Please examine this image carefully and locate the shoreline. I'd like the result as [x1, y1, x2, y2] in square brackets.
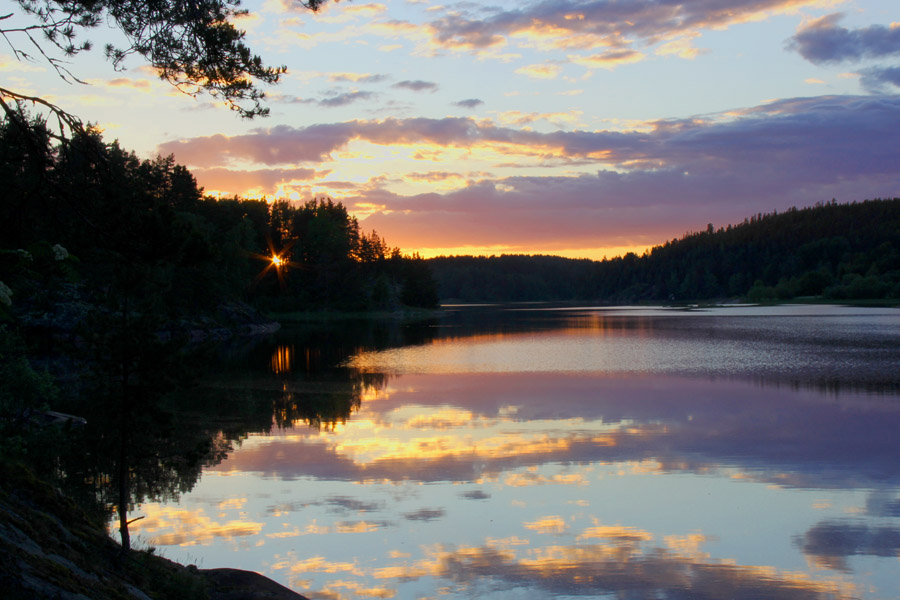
[0, 460, 309, 600]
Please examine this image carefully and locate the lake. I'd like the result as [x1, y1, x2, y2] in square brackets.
[125, 304, 900, 600]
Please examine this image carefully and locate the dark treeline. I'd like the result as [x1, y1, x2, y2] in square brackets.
[431, 199, 900, 303]
[0, 115, 439, 331]
[430, 254, 596, 302]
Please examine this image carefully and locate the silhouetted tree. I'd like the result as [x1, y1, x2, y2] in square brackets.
[1, 0, 331, 121]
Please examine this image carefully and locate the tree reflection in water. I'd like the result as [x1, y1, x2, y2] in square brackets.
[55, 318, 404, 549]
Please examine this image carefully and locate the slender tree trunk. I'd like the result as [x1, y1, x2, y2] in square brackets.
[117, 296, 131, 553]
[118, 463, 130, 552]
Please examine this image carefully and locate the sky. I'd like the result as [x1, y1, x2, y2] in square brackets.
[3, 0, 900, 259]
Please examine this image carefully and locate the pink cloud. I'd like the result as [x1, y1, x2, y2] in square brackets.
[354, 166, 897, 252]
[422, 0, 832, 56]
[162, 95, 900, 182]
[160, 95, 900, 253]
[158, 117, 646, 168]
[191, 167, 327, 193]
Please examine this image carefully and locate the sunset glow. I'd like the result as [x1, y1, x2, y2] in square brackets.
[7, 0, 897, 257]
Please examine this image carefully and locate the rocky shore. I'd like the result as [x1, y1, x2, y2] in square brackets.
[0, 461, 307, 600]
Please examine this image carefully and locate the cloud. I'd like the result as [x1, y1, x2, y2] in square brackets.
[496, 109, 583, 127]
[796, 520, 900, 572]
[422, 0, 833, 60]
[83, 77, 158, 94]
[159, 125, 346, 165]
[160, 116, 639, 168]
[860, 66, 900, 92]
[191, 167, 326, 194]
[402, 508, 446, 521]
[351, 517, 855, 598]
[105, 77, 153, 90]
[132, 504, 264, 547]
[328, 73, 390, 84]
[424, 540, 855, 599]
[427, 13, 507, 51]
[568, 49, 644, 69]
[866, 492, 900, 518]
[369, 99, 897, 248]
[461, 490, 490, 500]
[210, 371, 900, 490]
[267, 93, 311, 104]
[318, 90, 378, 107]
[453, 98, 484, 109]
[160, 95, 900, 252]
[523, 515, 569, 534]
[788, 13, 900, 64]
[404, 171, 469, 183]
[392, 80, 439, 92]
[514, 63, 562, 79]
[270, 90, 378, 107]
[164, 95, 900, 172]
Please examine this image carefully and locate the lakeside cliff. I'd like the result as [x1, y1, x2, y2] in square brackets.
[0, 461, 307, 600]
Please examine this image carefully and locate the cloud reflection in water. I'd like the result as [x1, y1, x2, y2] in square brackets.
[131, 306, 900, 599]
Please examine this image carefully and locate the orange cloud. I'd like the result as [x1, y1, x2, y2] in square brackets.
[514, 63, 562, 79]
[504, 472, 588, 487]
[130, 503, 264, 547]
[576, 523, 654, 543]
[105, 77, 153, 90]
[365, 535, 856, 598]
[192, 167, 328, 197]
[271, 553, 364, 576]
[524, 516, 569, 534]
[569, 49, 645, 69]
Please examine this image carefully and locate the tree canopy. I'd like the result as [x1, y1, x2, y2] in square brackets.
[429, 199, 900, 304]
[1, 0, 330, 122]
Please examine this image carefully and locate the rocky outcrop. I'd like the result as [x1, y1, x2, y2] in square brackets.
[202, 569, 309, 600]
[0, 462, 308, 600]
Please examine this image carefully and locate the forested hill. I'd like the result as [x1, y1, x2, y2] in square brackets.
[429, 199, 900, 303]
[0, 117, 439, 334]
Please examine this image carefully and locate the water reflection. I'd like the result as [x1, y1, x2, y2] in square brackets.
[798, 520, 900, 573]
[389, 537, 858, 600]
[347, 305, 900, 391]
[124, 305, 900, 599]
[270, 344, 295, 374]
[204, 373, 900, 489]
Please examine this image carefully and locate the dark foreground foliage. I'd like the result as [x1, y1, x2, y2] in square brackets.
[0, 460, 309, 599]
[430, 199, 900, 303]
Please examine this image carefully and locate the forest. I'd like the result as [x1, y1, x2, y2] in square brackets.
[0, 114, 439, 331]
[430, 198, 900, 303]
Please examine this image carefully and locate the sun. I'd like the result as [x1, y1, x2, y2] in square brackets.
[250, 235, 302, 290]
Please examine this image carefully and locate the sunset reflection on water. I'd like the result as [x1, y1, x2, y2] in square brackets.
[128, 305, 900, 599]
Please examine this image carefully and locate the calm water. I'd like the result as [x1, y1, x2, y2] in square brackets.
[127, 304, 900, 600]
